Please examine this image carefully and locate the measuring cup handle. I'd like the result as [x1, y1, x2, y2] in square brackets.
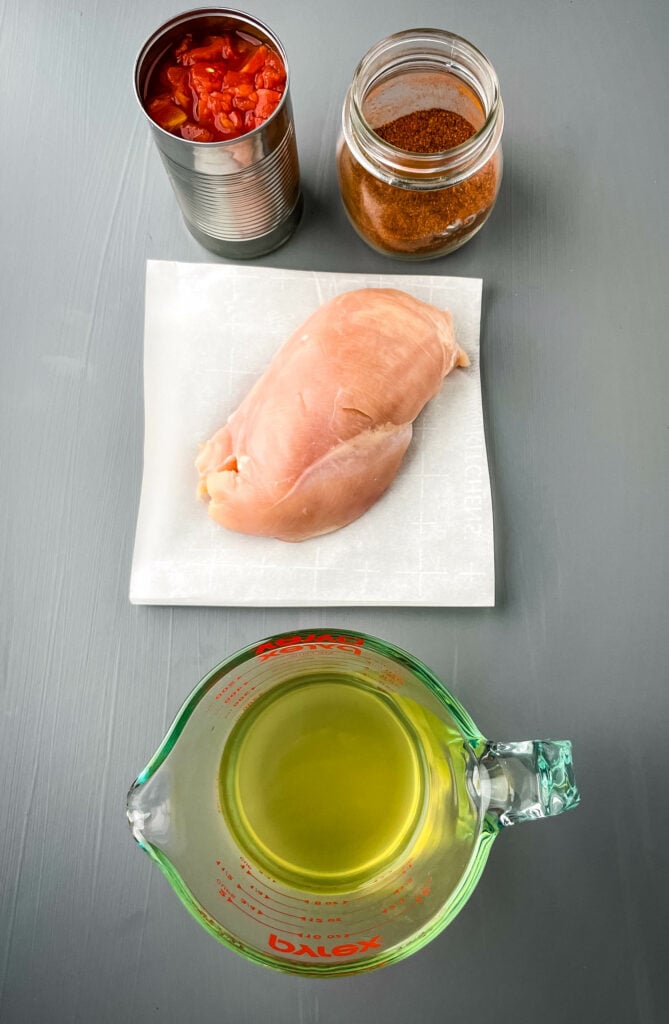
[478, 740, 580, 827]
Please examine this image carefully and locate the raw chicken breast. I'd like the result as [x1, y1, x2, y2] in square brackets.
[196, 288, 468, 542]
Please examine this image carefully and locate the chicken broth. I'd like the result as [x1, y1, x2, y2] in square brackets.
[219, 673, 478, 893]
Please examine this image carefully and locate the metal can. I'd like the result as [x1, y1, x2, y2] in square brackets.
[134, 7, 303, 259]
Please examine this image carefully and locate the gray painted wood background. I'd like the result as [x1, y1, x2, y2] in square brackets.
[1, 0, 667, 1021]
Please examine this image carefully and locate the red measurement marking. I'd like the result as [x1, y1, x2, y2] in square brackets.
[247, 884, 272, 901]
[228, 899, 304, 936]
[383, 856, 413, 888]
[379, 669, 406, 688]
[231, 685, 259, 708]
[238, 885, 305, 920]
[245, 868, 307, 902]
[251, 905, 318, 931]
[345, 901, 410, 929]
[313, 891, 363, 906]
[214, 677, 240, 700]
[218, 884, 312, 934]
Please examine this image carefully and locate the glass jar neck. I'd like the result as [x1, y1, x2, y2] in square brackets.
[342, 29, 503, 190]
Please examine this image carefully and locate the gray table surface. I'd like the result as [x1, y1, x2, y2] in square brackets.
[2, 0, 668, 1021]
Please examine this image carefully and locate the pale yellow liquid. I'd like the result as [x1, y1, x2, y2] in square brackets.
[219, 675, 427, 890]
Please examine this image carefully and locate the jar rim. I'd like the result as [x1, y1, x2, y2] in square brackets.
[344, 28, 503, 186]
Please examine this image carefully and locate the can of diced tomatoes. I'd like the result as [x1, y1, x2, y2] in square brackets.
[134, 8, 303, 258]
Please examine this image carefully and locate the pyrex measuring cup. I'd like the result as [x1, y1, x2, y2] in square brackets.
[127, 630, 579, 976]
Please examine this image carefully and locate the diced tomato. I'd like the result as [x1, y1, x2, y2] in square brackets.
[180, 122, 215, 142]
[195, 92, 210, 124]
[174, 34, 193, 61]
[232, 86, 258, 112]
[265, 50, 283, 69]
[189, 62, 224, 93]
[166, 66, 191, 110]
[254, 88, 282, 121]
[223, 69, 254, 88]
[199, 90, 234, 125]
[265, 53, 285, 76]
[147, 96, 188, 131]
[232, 33, 256, 57]
[213, 112, 235, 134]
[145, 28, 286, 142]
[179, 37, 225, 65]
[219, 34, 235, 60]
[239, 45, 269, 75]
[255, 65, 286, 90]
[195, 92, 214, 125]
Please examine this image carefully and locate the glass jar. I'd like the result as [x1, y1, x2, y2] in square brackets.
[337, 29, 504, 260]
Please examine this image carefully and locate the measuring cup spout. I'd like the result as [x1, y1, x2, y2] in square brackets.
[126, 767, 171, 850]
[477, 739, 579, 828]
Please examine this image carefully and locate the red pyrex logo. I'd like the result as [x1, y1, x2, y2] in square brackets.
[269, 933, 382, 959]
[255, 634, 365, 662]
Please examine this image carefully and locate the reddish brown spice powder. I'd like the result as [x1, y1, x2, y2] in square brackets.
[338, 106, 500, 257]
[375, 108, 477, 152]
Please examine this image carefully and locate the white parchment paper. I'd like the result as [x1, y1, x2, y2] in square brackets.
[129, 261, 494, 606]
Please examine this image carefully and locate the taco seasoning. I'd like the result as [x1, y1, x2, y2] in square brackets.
[337, 30, 504, 259]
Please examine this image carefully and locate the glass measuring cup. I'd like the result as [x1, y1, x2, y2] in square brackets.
[127, 630, 579, 976]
